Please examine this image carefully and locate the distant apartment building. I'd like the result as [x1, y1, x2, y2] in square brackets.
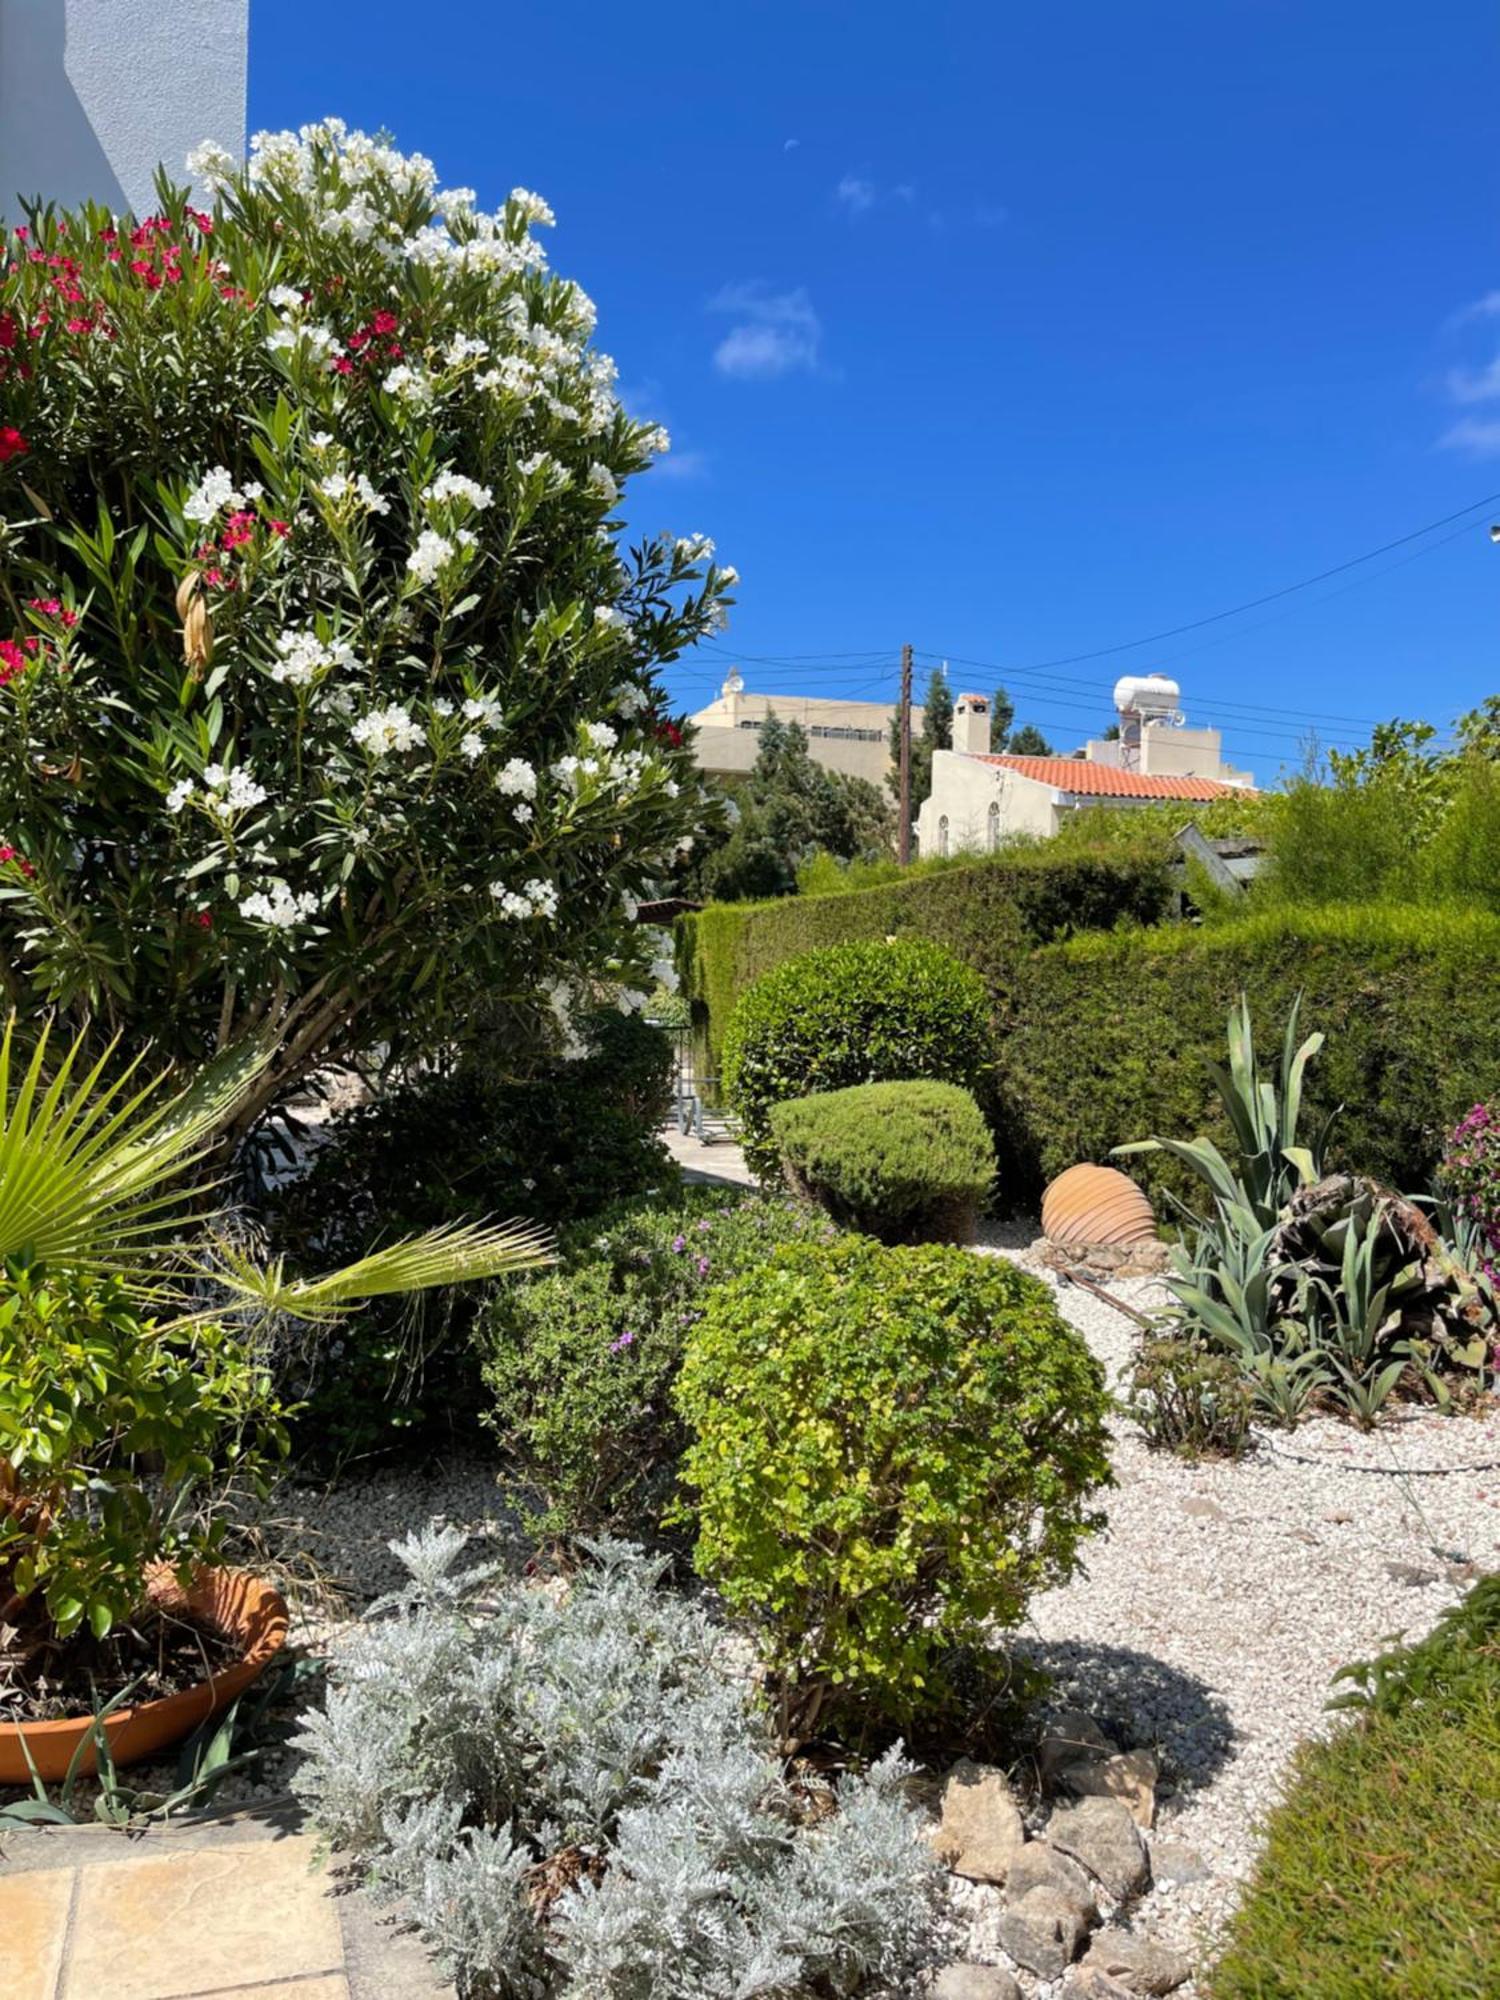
[917, 673, 1256, 856]
[688, 671, 922, 788]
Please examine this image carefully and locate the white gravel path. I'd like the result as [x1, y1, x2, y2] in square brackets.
[973, 1249, 1500, 1992]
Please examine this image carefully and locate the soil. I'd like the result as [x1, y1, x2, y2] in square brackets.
[0, 1599, 241, 1723]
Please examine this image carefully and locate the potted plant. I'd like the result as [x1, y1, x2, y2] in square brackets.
[0, 1018, 552, 1780]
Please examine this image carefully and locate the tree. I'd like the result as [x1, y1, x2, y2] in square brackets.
[696, 717, 893, 901]
[990, 685, 1015, 751]
[0, 121, 728, 1142]
[1008, 723, 1055, 756]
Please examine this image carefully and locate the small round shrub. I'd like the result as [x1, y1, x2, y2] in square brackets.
[477, 1191, 838, 1537]
[721, 938, 993, 1181]
[674, 1237, 1113, 1740]
[770, 1079, 995, 1243]
[1127, 1335, 1252, 1459]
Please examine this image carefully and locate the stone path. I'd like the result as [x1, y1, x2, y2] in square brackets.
[660, 1121, 754, 1188]
[2, 1801, 452, 2000]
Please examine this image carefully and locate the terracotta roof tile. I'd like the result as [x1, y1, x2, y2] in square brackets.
[976, 754, 1251, 801]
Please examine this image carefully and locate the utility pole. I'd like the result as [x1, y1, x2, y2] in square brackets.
[897, 642, 913, 864]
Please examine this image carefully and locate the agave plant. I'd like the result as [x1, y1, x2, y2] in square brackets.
[1115, 991, 1334, 1229]
[0, 1015, 554, 1313]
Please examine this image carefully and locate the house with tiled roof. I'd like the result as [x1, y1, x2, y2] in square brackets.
[916, 676, 1256, 855]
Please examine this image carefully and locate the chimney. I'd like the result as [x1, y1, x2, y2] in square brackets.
[952, 692, 990, 755]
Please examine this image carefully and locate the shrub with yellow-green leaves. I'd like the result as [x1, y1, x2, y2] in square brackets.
[673, 1236, 1113, 1742]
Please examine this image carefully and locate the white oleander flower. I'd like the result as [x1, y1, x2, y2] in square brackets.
[185, 139, 237, 191]
[424, 471, 493, 510]
[432, 697, 455, 717]
[613, 683, 649, 717]
[496, 757, 538, 799]
[676, 533, 715, 562]
[460, 732, 484, 761]
[593, 605, 630, 633]
[271, 628, 359, 687]
[443, 333, 489, 365]
[406, 529, 458, 585]
[584, 721, 618, 751]
[462, 695, 502, 729]
[509, 188, 556, 227]
[239, 882, 319, 928]
[351, 704, 423, 756]
[198, 763, 267, 816]
[511, 801, 534, 824]
[165, 779, 195, 815]
[384, 362, 434, 407]
[268, 284, 305, 312]
[183, 465, 242, 524]
[586, 462, 619, 503]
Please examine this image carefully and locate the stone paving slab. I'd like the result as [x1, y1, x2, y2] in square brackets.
[0, 1804, 453, 2000]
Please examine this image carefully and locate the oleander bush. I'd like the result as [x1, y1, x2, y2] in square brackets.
[1442, 1102, 1500, 1280]
[262, 1011, 675, 1465]
[721, 938, 993, 1182]
[1212, 1576, 1500, 2000]
[477, 1190, 836, 1538]
[0, 117, 727, 1145]
[674, 1237, 1112, 1742]
[293, 1529, 940, 1999]
[769, 1079, 995, 1243]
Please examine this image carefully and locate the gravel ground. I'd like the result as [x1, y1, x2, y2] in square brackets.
[964, 1246, 1500, 1994]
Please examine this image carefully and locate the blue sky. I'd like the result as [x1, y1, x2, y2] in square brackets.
[251, 0, 1499, 782]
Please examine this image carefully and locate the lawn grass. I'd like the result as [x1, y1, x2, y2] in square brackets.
[1211, 1577, 1500, 2000]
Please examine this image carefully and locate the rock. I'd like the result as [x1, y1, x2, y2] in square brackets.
[1180, 1495, 1226, 1520]
[1003, 1840, 1099, 1923]
[1047, 1797, 1151, 1902]
[1062, 1970, 1137, 2000]
[1147, 1840, 1210, 1885]
[1058, 1748, 1159, 1829]
[1384, 1560, 1440, 1587]
[1081, 1929, 1193, 1994]
[929, 1759, 1027, 1883]
[1037, 1707, 1115, 1786]
[927, 1966, 1024, 2000]
[996, 1885, 1090, 1979]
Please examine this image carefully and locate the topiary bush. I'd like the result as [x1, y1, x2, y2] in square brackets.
[476, 1190, 837, 1538]
[263, 1011, 677, 1465]
[721, 938, 993, 1182]
[769, 1079, 995, 1243]
[673, 1237, 1113, 1741]
[293, 1529, 940, 1999]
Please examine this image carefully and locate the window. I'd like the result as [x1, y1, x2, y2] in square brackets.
[987, 800, 1001, 851]
[937, 814, 950, 858]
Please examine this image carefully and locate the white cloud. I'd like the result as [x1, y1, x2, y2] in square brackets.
[835, 173, 876, 216]
[649, 448, 710, 481]
[1438, 291, 1500, 452]
[1440, 416, 1500, 457]
[784, 138, 800, 152]
[709, 284, 821, 380]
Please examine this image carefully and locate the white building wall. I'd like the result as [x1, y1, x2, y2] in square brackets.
[0, 0, 248, 219]
[916, 750, 1057, 856]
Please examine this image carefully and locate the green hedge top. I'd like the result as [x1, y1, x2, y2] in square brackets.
[769, 1080, 996, 1238]
[677, 843, 1174, 1069]
[996, 902, 1500, 1206]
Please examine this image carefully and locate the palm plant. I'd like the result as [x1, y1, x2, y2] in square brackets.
[0, 1014, 553, 1310]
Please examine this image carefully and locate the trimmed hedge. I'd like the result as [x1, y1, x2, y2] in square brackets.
[722, 939, 993, 1181]
[677, 844, 1174, 1072]
[996, 905, 1500, 1208]
[770, 1081, 996, 1242]
[1211, 1576, 1500, 1999]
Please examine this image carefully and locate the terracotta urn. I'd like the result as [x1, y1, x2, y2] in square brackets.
[1041, 1163, 1158, 1247]
[0, 1565, 289, 1784]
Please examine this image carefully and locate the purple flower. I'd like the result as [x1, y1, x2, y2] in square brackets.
[696, 1218, 712, 1234]
[609, 1328, 635, 1354]
[671, 1234, 687, 1254]
[697, 1256, 711, 1277]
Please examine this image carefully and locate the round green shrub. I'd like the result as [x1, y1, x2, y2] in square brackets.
[476, 1191, 837, 1537]
[769, 1079, 995, 1243]
[673, 1237, 1113, 1739]
[721, 938, 993, 1181]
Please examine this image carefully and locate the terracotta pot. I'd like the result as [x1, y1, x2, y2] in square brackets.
[0, 1565, 289, 1784]
[1041, 1162, 1158, 1248]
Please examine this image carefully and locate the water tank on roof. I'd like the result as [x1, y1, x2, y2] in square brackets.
[1113, 673, 1182, 720]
